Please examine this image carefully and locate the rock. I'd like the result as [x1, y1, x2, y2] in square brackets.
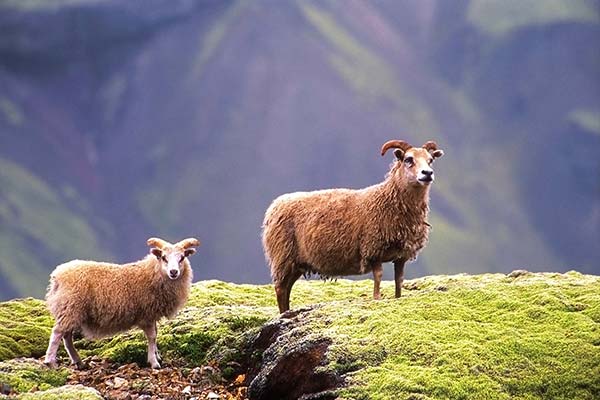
[1, 383, 11, 395]
[207, 392, 220, 399]
[247, 307, 343, 400]
[508, 269, 530, 278]
[112, 376, 128, 389]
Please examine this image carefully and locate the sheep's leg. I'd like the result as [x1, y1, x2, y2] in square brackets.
[142, 322, 161, 369]
[44, 325, 65, 367]
[275, 269, 303, 313]
[394, 258, 406, 298]
[372, 264, 383, 300]
[63, 331, 82, 369]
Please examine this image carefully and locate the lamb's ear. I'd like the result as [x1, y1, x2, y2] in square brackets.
[431, 149, 444, 159]
[151, 248, 163, 259]
[184, 248, 196, 257]
[394, 149, 404, 160]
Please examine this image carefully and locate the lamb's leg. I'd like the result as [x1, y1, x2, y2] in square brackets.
[394, 258, 406, 298]
[142, 322, 160, 369]
[372, 264, 383, 300]
[63, 331, 82, 369]
[275, 269, 302, 313]
[44, 325, 64, 367]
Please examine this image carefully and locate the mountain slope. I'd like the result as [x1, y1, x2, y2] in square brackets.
[0, 0, 598, 299]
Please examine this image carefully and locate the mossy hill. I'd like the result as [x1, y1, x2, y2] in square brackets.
[1, 272, 599, 399]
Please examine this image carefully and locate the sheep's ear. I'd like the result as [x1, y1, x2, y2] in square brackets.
[422, 141, 443, 159]
[394, 149, 404, 160]
[151, 248, 163, 259]
[184, 248, 196, 257]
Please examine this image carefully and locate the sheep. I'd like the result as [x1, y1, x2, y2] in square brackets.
[262, 139, 444, 313]
[43, 237, 200, 369]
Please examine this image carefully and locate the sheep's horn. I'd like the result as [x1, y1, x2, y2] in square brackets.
[147, 237, 171, 249]
[176, 238, 201, 250]
[422, 141, 438, 152]
[381, 140, 412, 156]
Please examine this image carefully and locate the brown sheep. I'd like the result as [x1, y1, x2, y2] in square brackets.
[44, 237, 200, 369]
[262, 140, 444, 313]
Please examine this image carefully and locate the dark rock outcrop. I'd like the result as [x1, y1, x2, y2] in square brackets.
[247, 307, 343, 400]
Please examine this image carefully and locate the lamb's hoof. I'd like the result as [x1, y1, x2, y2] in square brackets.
[71, 361, 84, 370]
[43, 360, 57, 369]
[150, 362, 161, 369]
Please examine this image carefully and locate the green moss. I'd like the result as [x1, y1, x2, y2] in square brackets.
[468, 0, 600, 38]
[17, 385, 103, 400]
[0, 298, 54, 361]
[0, 359, 69, 393]
[1, 274, 598, 398]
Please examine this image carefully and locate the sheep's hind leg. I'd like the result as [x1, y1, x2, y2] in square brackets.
[394, 258, 406, 298]
[142, 322, 160, 369]
[44, 325, 65, 368]
[372, 263, 383, 300]
[275, 269, 303, 313]
[63, 331, 83, 369]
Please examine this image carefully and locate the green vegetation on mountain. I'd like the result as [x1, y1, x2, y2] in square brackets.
[0, 273, 598, 399]
[468, 0, 600, 37]
[0, 158, 110, 298]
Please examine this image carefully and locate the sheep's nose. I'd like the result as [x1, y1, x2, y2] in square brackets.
[421, 169, 433, 176]
[169, 270, 179, 278]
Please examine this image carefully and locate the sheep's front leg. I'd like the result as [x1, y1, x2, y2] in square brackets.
[372, 263, 383, 300]
[44, 325, 64, 368]
[142, 322, 161, 369]
[394, 258, 406, 298]
[63, 331, 83, 369]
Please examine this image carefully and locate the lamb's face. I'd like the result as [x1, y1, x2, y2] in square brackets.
[151, 246, 196, 280]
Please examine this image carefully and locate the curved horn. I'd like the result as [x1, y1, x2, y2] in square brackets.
[147, 237, 171, 249]
[175, 238, 201, 250]
[422, 141, 438, 152]
[381, 140, 412, 156]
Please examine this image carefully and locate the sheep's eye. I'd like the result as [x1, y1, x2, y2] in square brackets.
[179, 256, 185, 263]
[404, 157, 414, 165]
[162, 256, 167, 262]
[428, 158, 434, 165]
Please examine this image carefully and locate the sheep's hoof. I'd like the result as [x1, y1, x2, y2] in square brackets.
[43, 360, 57, 369]
[150, 362, 161, 369]
[71, 361, 84, 370]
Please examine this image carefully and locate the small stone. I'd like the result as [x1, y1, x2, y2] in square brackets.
[508, 269, 529, 278]
[113, 376, 128, 389]
[201, 365, 216, 375]
[182, 385, 192, 395]
[207, 392, 220, 399]
[1, 383, 12, 395]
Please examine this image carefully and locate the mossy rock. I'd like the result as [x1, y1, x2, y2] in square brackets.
[0, 273, 599, 399]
